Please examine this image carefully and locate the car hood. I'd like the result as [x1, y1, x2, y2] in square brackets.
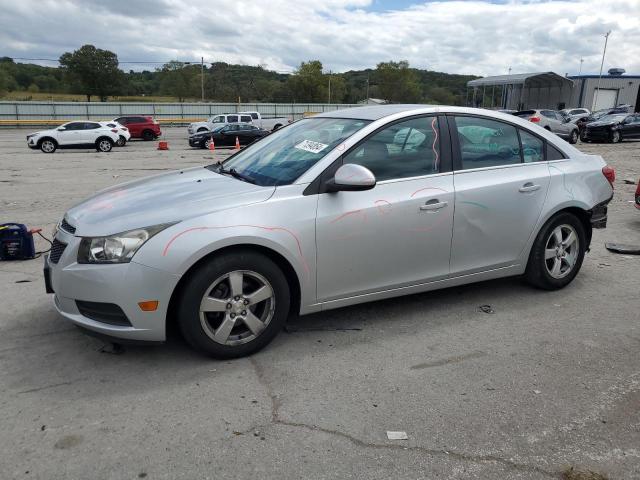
[64, 167, 275, 237]
[587, 120, 620, 128]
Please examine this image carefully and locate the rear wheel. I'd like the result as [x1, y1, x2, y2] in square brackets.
[96, 138, 113, 152]
[142, 130, 154, 141]
[39, 138, 57, 153]
[203, 137, 213, 149]
[117, 135, 127, 147]
[525, 212, 586, 290]
[197, 127, 208, 133]
[178, 250, 290, 358]
[568, 129, 578, 144]
[272, 124, 282, 131]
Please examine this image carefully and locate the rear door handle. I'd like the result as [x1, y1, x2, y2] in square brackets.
[519, 183, 541, 193]
[420, 200, 448, 211]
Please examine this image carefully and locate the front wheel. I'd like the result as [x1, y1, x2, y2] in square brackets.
[96, 138, 113, 152]
[525, 212, 586, 290]
[568, 130, 578, 144]
[610, 130, 621, 143]
[178, 250, 291, 358]
[117, 135, 127, 147]
[40, 139, 57, 153]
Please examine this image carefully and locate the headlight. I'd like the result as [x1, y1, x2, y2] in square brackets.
[77, 223, 174, 264]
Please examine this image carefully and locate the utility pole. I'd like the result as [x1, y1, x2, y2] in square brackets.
[579, 57, 584, 75]
[327, 70, 332, 104]
[508, 66, 512, 75]
[593, 31, 611, 110]
[366, 75, 370, 101]
[201, 56, 204, 102]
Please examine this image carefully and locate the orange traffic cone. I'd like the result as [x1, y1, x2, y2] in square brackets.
[208, 137, 215, 151]
[235, 136, 240, 150]
[157, 140, 169, 150]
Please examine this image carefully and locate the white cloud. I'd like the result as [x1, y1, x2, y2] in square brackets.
[1, 0, 639, 76]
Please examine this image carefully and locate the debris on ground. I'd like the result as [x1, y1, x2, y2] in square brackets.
[597, 263, 611, 268]
[605, 243, 640, 255]
[562, 466, 609, 480]
[98, 343, 125, 355]
[622, 178, 636, 185]
[477, 305, 495, 314]
[533, 390, 541, 394]
[386, 431, 408, 440]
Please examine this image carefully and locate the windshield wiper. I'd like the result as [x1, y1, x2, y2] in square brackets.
[216, 163, 256, 184]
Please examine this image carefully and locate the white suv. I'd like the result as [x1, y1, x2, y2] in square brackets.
[26, 121, 120, 153]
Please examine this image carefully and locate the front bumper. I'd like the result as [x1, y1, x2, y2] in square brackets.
[583, 128, 611, 141]
[188, 137, 204, 147]
[45, 230, 180, 342]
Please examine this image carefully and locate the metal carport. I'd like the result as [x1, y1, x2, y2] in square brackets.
[466, 72, 574, 110]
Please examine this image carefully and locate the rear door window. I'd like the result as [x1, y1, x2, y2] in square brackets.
[240, 115, 252, 123]
[227, 115, 239, 123]
[519, 130, 544, 163]
[453, 116, 522, 169]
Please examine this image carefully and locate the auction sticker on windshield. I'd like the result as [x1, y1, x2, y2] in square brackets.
[295, 140, 329, 154]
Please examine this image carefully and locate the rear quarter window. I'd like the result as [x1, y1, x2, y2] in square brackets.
[546, 143, 566, 160]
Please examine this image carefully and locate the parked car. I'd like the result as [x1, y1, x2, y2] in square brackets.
[513, 109, 579, 144]
[582, 113, 640, 143]
[561, 108, 590, 121]
[187, 114, 254, 135]
[238, 111, 291, 131]
[576, 105, 634, 140]
[112, 116, 161, 141]
[188, 124, 269, 149]
[102, 122, 130, 146]
[26, 121, 119, 153]
[45, 105, 614, 358]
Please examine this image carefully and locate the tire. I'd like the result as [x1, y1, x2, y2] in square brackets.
[579, 129, 588, 142]
[178, 250, 291, 358]
[197, 127, 208, 133]
[610, 130, 621, 143]
[525, 212, 586, 290]
[272, 124, 282, 131]
[202, 137, 213, 149]
[568, 130, 578, 144]
[39, 138, 57, 153]
[142, 130, 154, 141]
[96, 137, 113, 152]
[117, 135, 127, 147]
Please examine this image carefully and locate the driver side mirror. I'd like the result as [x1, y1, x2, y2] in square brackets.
[326, 164, 376, 193]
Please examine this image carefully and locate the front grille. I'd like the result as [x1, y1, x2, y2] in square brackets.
[76, 301, 132, 326]
[49, 239, 67, 264]
[60, 218, 76, 234]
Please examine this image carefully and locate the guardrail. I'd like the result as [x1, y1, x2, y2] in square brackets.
[0, 101, 361, 127]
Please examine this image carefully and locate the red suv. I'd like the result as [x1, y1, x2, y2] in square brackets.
[112, 116, 161, 140]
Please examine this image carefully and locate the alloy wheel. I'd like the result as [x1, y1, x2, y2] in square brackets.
[41, 140, 55, 153]
[544, 224, 579, 279]
[99, 140, 112, 152]
[199, 270, 275, 346]
[611, 131, 620, 143]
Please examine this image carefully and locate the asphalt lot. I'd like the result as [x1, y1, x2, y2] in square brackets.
[0, 127, 639, 480]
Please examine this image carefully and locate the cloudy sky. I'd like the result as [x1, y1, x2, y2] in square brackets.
[1, 0, 639, 77]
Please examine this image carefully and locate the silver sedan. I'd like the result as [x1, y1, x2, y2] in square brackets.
[45, 106, 614, 358]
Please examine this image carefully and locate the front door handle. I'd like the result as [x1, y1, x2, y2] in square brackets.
[519, 183, 541, 193]
[420, 200, 448, 211]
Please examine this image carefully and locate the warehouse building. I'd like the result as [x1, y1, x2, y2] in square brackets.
[467, 68, 640, 112]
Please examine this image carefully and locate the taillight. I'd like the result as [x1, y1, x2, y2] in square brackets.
[111, 129, 118, 133]
[529, 117, 541, 123]
[602, 165, 615, 187]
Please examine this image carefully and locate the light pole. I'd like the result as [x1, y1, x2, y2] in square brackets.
[201, 56, 204, 102]
[593, 31, 611, 110]
[327, 70, 332, 104]
[579, 57, 584, 75]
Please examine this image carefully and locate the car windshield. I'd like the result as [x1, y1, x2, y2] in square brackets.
[597, 114, 627, 122]
[208, 117, 371, 186]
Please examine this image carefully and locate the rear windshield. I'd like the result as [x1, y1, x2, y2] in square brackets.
[514, 110, 536, 117]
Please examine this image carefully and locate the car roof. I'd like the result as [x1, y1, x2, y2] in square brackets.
[314, 104, 435, 120]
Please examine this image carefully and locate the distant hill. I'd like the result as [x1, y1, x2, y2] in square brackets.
[0, 56, 478, 104]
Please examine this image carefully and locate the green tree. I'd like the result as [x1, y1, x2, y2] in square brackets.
[375, 60, 421, 103]
[159, 61, 197, 102]
[59, 45, 122, 101]
[288, 60, 325, 102]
